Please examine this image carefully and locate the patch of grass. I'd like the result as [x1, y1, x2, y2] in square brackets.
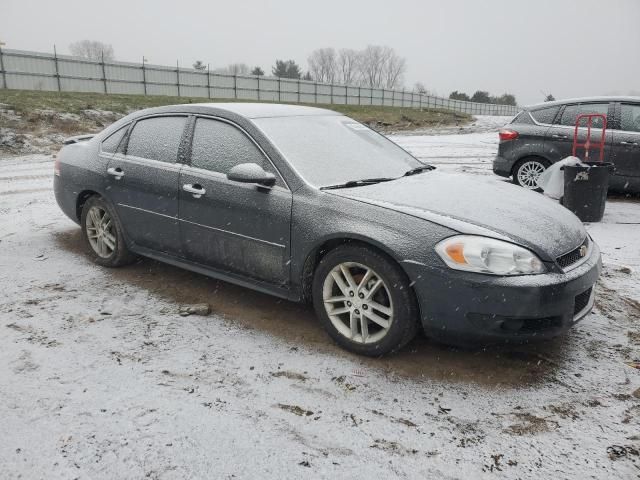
[0, 89, 471, 131]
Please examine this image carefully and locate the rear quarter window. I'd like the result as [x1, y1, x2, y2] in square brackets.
[100, 125, 128, 154]
[511, 111, 534, 125]
[530, 106, 560, 124]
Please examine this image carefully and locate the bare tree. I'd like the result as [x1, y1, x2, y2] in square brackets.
[216, 63, 251, 75]
[193, 60, 207, 71]
[359, 45, 387, 88]
[307, 48, 336, 83]
[414, 82, 431, 95]
[336, 48, 360, 85]
[69, 40, 114, 61]
[382, 48, 406, 89]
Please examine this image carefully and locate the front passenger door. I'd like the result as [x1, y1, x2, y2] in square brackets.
[179, 117, 292, 285]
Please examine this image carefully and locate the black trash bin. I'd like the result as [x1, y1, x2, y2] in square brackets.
[562, 162, 614, 222]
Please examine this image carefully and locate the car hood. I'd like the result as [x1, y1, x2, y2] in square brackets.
[328, 171, 586, 261]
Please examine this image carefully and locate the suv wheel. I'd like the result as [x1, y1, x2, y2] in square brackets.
[81, 196, 136, 267]
[312, 244, 419, 356]
[513, 157, 548, 190]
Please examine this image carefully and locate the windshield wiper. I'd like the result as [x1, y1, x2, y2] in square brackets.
[320, 177, 395, 190]
[403, 165, 436, 176]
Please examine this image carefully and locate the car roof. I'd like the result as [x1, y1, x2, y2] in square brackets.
[138, 102, 342, 119]
[526, 96, 640, 110]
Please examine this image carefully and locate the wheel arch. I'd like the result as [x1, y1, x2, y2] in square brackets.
[300, 234, 418, 309]
[76, 189, 102, 221]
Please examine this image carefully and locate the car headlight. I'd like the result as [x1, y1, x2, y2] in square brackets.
[435, 235, 546, 275]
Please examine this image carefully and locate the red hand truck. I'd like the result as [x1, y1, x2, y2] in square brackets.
[572, 113, 607, 162]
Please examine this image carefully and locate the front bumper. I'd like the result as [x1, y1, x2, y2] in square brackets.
[493, 155, 514, 178]
[404, 241, 601, 345]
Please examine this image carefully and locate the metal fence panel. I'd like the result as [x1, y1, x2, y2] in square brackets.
[0, 48, 519, 116]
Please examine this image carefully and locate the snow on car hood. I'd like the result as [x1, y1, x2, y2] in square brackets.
[329, 171, 587, 260]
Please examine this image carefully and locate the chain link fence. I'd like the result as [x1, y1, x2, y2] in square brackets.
[0, 48, 518, 116]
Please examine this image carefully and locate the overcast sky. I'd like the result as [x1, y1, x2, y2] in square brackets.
[2, 0, 639, 104]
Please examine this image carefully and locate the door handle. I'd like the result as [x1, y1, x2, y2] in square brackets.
[183, 184, 206, 198]
[107, 167, 125, 179]
[551, 134, 568, 139]
[620, 141, 639, 146]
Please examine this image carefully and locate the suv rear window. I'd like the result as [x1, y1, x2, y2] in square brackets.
[530, 106, 560, 124]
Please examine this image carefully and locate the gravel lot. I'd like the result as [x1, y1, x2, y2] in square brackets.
[1, 116, 639, 479]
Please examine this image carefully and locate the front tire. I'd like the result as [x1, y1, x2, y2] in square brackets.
[513, 157, 549, 190]
[312, 244, 419, 356]
[81, 196, 136, 267]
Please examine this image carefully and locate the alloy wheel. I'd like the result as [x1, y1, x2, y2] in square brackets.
[517, 160, 546, 189]
[322, 262, 394, 344]
[85, 205, 116, 258]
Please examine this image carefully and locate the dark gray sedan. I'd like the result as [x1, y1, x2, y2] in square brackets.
[54, 103, 601, 356]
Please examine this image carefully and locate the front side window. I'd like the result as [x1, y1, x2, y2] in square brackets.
[190, 117, 275, 176]
[620, 104, 640, 133]
[559, 103, 609, 128]
[530, 106, 560, 124]
[126, 116, 187, 163]
[101, 125, 128, 154]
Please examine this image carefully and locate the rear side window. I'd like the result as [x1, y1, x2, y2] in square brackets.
[101, 126, 128, 154]
[530, 106, 560, 124]
[190, 117, 275, 176]
[126, 116, 187, 163]
[560, 103, 609, 128]
[620, 104, 640, 133]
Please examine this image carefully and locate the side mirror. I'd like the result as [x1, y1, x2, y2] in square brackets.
[227, 163, 276, 188]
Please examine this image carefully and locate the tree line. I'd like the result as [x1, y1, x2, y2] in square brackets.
[449, 90, 517, 106]
[195, 45, 407, 89]
[67, 39, 523, 104]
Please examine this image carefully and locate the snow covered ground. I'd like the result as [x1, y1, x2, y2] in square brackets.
[1, 116, 639, 479]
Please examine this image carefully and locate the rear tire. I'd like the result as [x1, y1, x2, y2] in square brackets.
[513, 157, 549, 190]
[312, 244, 419, 357]
[81, 196, 136, 267]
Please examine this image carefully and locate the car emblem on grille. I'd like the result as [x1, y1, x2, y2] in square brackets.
[579, 245, 587, 257]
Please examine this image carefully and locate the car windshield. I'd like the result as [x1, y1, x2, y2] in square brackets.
[253, 115, 424, 187]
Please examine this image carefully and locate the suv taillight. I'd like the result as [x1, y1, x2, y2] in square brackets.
[499, 129, 519, 142]
[54, 155, 61, 176]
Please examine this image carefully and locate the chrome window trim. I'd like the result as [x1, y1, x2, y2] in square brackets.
[191, 114, 291, 191]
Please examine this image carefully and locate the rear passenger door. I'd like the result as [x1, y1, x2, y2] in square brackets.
[545, 102, 614, 162]
[610, 103, 640, 179]
[106, 115, 188, 255]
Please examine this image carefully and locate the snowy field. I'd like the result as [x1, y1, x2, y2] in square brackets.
[1, 116, 639, 479]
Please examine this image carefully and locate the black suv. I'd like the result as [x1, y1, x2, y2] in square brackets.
[493, 96, 640, 192]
